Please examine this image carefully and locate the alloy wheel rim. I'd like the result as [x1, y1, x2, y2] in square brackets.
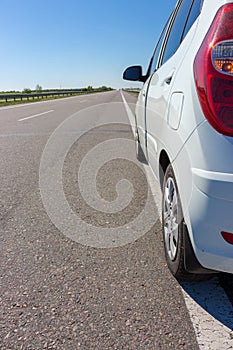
[163, 177, 179, 261]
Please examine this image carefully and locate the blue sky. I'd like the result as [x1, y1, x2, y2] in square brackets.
[0, 0, 176, 91]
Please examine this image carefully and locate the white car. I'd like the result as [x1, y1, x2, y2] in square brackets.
[123, 0, 233, 281]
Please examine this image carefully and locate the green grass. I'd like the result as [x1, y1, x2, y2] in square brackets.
[123, 89, 140, 95]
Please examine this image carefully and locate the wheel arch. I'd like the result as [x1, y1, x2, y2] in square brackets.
[159, 150, 170, 189]
[162, 163, 216, 279]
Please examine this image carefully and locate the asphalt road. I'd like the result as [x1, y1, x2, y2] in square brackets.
[0, 91, 232, 350]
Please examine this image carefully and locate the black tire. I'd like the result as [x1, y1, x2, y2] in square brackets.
[162, 164, 210, 282]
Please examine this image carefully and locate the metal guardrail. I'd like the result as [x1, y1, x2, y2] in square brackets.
[0, 90, 88, 102]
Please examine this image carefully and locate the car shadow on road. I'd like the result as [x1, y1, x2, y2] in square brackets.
[180, 275, 233, 330]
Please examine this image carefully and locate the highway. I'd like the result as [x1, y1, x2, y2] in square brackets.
[0, 90, 233, 349]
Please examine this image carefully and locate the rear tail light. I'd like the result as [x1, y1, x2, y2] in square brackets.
[212, 42, 233, 75]
[194, 4, 233, 136]
[221, 231, 233, 245]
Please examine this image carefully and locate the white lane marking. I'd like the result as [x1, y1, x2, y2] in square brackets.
[18, 110, 54, 122]
[79, 100, 87, 103]
[121, 90, 233, 350]
[120, 91, 136, 130]
[181, 280, 233, 350]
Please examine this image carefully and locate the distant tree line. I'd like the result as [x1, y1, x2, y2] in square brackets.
[0, 85, 113, 94]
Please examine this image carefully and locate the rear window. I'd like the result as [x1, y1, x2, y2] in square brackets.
[161, 0, 193, 65]
[181, 0, 203, 41]
[161, 0, 202, 65]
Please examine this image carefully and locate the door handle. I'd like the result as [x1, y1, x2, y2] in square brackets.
[163, 70, 175, 86]
[165, 76, 173, 85]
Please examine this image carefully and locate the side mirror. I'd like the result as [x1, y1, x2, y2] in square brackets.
[123, 66, 145, 82]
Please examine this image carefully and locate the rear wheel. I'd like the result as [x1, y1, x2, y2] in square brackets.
[162, 165, 209, 281]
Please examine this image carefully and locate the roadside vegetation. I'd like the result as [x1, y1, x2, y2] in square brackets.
[0, 86, 113, 107]
[123, 88, 140, 95]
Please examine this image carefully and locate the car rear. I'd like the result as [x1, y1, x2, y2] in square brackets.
[173, 0, 233, 273]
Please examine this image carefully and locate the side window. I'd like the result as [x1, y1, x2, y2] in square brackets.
[161, 0, 193, 65]
[150, 18, 171, 73]
[181, 0, 203, 41]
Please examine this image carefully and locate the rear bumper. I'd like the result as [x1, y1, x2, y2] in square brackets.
[192, 168, 233, 203]
[188, 168, 233, 273]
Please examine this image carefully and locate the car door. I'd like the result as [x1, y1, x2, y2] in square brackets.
[136, 16, 172, 157]
[145, 0, 199, 179]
